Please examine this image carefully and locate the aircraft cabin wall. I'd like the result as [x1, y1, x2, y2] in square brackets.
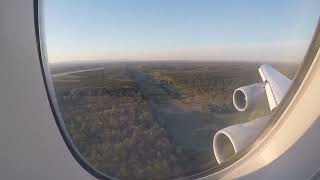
[0, 0, 320, 180]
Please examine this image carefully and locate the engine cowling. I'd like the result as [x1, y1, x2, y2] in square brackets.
[233, 82, 269, 112]
[213, 116, 270, 164]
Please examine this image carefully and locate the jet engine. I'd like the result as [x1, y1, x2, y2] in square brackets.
[213, 64, 292, 164]
[233, 83, 269, 112]
[213, 116, 270, 164]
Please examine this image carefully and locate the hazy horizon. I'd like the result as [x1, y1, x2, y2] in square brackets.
[44, 0, 319, 64]
[48, 58, 302, 65]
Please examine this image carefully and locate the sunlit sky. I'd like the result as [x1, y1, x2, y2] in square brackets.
[44, 0, 319, 63]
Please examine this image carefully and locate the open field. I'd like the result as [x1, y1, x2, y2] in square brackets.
[51, 61, 298, 179]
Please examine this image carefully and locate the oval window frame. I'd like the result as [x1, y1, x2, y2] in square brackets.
[33, 0, 320, 179]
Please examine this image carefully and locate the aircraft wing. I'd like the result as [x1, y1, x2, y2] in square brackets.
[258, 64, 292, 111]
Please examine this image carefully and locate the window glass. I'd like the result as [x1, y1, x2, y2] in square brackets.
[43, 1, 319, 179]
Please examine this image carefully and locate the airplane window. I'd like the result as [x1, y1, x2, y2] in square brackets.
[40, 0, 319, 179]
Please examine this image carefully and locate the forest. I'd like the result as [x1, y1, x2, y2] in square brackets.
[51, 61, 298, 180]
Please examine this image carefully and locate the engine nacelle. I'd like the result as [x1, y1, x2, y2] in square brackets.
[233, 82, 268, 112]
[213, 116, 270, 164]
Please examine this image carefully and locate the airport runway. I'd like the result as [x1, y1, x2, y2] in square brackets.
[52, 67, 104, 78]
[127, 65, 228, 153]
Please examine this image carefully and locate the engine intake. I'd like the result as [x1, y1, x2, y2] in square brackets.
[213, 116, 270, 164]
[233, 82, 268, 112]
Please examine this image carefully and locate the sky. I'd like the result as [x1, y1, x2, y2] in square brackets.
[44, 0, 320, 63]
